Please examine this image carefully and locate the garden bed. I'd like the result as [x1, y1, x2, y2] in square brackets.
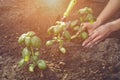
[0, 0, 120, 80]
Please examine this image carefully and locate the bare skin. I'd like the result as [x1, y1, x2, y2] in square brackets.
[82, 0, 120, 48]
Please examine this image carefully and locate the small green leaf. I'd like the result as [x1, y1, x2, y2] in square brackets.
[26, 31, 36, 37]
[56, 21, 66, 29]
[37, 60, 47, 70]
[80, 17, 84, 22]
[81, 32, 88, 40]
[46, 40, 55, 46]
[32, 55, 38, 61]
[63, 31, 71, 40]
[71, 35, 77, 39]
[60, 47, 66, 54]
[79, 7, 93, 14]
[59, 21, 66, 28]
[24, 55, 30, 62]
[87, 8, 93, 13]
[31, 36, 41, 48]
[18, 34, 27, 44]
[25, 37, 31, 47]
[89, 20, 94, 24]
[47, 26, 55, 35]
[53, 25, 63, 34]
[35, 51, 40, 56]
[18, 59, 25, 67]
[22, 47, 30, 57]
[53, 37, 57, 40]
[29, 64, 35, 72]
[73, 26, 79, 31]
[86, 14, 94, 22]
[79, 7, 87, 14]
[22, 47, 31, 62]
[70, 20, 78, 28]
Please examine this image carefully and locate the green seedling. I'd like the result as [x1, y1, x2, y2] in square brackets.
[71, 7, 95, 40]
[18, 31, 46, 72]
[46, 21, 71, 54]
[46, 7, 95, 54]
[46, 0, 78, 54]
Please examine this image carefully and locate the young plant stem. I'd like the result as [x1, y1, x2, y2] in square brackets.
[30, 46, 36, 64]
[71, 24, 83, 39]
[61, 21, 71, 38]
[30, 46, 34, 57]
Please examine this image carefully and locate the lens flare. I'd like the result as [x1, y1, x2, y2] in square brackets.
[44, 0, 60, 6]
[36, 0, 68, 16]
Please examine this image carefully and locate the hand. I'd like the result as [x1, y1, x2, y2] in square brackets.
[82, 22, 100, 34]
[82, 23, 113, 48]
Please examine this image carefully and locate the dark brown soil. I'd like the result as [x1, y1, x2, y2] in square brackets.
[0, 0, 120, 80]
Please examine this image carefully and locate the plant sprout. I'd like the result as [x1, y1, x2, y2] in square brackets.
[46, 21, 71, 54]
[18, 31, 46, 72]
[46, 0, 78, 54]
[71, 7, 95, 40]
[46, 7, 95, 54]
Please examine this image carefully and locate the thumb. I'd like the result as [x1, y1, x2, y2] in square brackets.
[82, 22, 90, 31]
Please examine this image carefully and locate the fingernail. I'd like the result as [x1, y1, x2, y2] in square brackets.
[82, 43, 85, 46]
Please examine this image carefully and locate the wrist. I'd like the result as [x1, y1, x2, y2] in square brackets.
[92, 19, 103, 29]
[106, 22, 115, 33]
[109, 21, 119, 32]
[95, 18, 103, 27]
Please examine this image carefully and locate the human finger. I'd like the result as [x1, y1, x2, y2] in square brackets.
[85, 35, 102, 48]
[82, 23, 90, 30]
[89, 38, 104, 48]
[82, 32, 97, 47]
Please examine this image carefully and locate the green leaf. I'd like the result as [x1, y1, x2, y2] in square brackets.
[73, 26, 79, 31]
[87, 8, 93, 13]
[53, 37, 57, 40]
[81, 32, 89, 40]
[32, 55, 38, 61]
[71, 35, 77, 39]
[47, 26, 55, 35]
[89, 20, 94, 24]
[35, 51, 40, 56]
[59, 47, 66, 54]
[22, 47, 31, 62]
[46, 40, 55, 46]
[29, 64, 35, 72]
[53, 25, 63, 34]
[80, 17, 84, 22]
[24, 55, 30, 62]
[63, 31, 71, 40]
[37, 60, 47, 70]
[22, 47, 30, 57]
[79, 7, 87, 14]
[57, 39, 64, 46]
[56, 21, 66, 26]
[86, 14, 94, 21]
[31, 36, 41, 48]
[25, 37, 31, 47]
[59, 22, 66, 28]
[18, 34, 27, 44]
[18, 59, 25, 67]
[79, 26, 83, 32]
[70, 20, 78, 28]
[26, 31, 36, 37]
[79, 7, 93, 14]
